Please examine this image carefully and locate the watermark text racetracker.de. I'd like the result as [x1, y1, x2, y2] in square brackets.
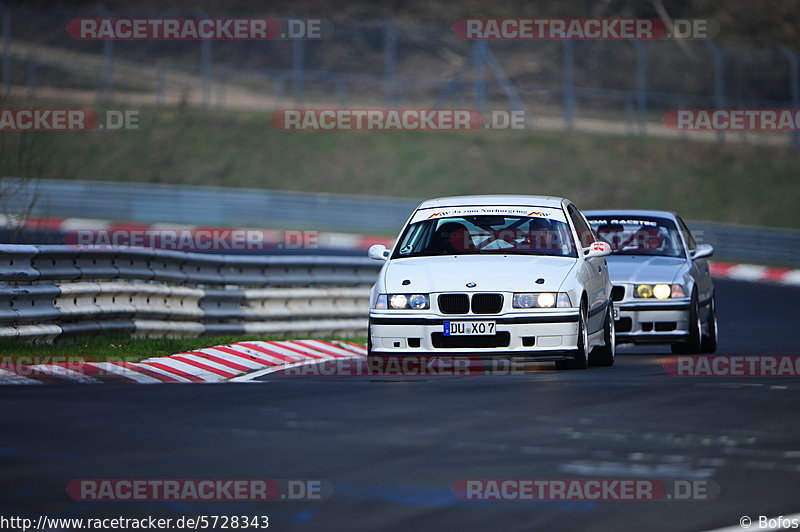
[68, 479, 332, 501]
[664, 109, 800, 131]
[665, 356, 800, 377]
[0, 109, 139, 131]
[454, 478, 719, 501]
[0, 356, 89, 377]
[65, 228, 320, 251]
[67, 18, 331, 40]
[276, 356, 529, 377]
[271, 109, 527, 131]
[453, 18, 715, 40]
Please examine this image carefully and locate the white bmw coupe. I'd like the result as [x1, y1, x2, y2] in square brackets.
[366, 195, 615, 370]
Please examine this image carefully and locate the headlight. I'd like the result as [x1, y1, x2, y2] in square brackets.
[635, 284, 686, 299]
[636, 284, 653, 298]
[382, 293, 430, 310]
[537, 293, 556, 308]
[652, 284, 671, 300]
[390, 294, 408, 309]
[408, 294, 429, 309]
[513, 292, 572, 308]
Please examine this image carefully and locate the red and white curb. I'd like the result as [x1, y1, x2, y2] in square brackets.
[710, 262, 800, 286]
[0, 340, 366, 385]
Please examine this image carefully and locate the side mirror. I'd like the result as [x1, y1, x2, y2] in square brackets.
[584, 241, 612, 258]
[691, 243, 714, 260]
[368, 244, 390, 261]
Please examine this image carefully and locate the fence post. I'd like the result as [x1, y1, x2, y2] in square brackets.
[472, 41, 485, 115]
[624, 97, 634, 135]
[705, 40, 725, 143]
[155, 66, 165, 106]
[292, 39, 304, 107]
[630, 39, 647, 136]
[383, 19, 397, 108]
[274, 78, 285, 110]
[336, 79, 348, 109]
[563, 40, 576, 131]
[216, 71, 226, 108]
[197, 10, 212, 108]
[0, 3, 9, 98]
[291, 15, 305, 108]
[97, 6, 114, 102]
[26, 55, 35, 98]
[780, 45, 799, 150]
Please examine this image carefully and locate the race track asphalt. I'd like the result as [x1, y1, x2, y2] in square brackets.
[1, 279, 798, 532]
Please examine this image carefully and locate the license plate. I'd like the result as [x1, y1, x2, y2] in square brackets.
[613, 307, 620, 320]
[443, 321, 496, 336]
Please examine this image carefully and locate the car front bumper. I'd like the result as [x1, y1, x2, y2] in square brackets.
[368, 310, 581, 358]
[613, 300, 691, 344]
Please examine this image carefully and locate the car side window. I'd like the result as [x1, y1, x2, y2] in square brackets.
[567, 205, 595, 250]
[676, 217, 697, 251]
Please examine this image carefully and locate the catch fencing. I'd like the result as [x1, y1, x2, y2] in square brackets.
[1, 7, 800, 145]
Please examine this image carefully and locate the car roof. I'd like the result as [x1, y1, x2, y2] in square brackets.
[583, 209, 679, 221]
[417, 195, 567, 209]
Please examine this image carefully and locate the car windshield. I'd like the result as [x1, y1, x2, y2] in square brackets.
[392, 215, 577, 258]
[587, 216, 685, 258]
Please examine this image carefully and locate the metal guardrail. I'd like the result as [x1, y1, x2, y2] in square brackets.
[0, 244, 380, 341]
[5, 178, 800, 266]
[2, 178, 419, 234]
[691, 222, 800, 266]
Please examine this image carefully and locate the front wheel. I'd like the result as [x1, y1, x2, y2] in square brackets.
[700, 297, 718, 354]
[366, 318, 375, 357]
[589, 303, 615, 367]
[556, 303, 589, 370]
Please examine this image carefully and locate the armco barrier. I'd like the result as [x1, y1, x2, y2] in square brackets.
[0, 244, 380, 341]
[5, 179, 800, 266]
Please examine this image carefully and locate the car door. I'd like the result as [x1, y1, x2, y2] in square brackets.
[567, 204, 608, 334]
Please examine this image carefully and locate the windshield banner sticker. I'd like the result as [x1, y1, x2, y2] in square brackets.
[411, 206, 567, 224]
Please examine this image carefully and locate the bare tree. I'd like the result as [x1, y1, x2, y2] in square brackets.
[0, 101, 49, 239]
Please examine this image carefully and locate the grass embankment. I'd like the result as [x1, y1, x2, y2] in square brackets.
[0, 334, 365, 363]
[8, 104, 800, 229]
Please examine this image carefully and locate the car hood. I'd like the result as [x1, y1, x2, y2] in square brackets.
[382, 255, 577, 293]
[605, 255, 687, 284]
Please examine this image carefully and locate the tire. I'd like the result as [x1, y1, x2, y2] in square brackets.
[700, 296, 718, 354]
[589, 303, 615, 367]
[671, 292, 702, 355]
[556, 302, 589, 370]
[367, 318, 374, 356]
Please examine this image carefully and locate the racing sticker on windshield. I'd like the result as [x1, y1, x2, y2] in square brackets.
[588, 218, 659, 227]
[411, 206, 567, 224]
